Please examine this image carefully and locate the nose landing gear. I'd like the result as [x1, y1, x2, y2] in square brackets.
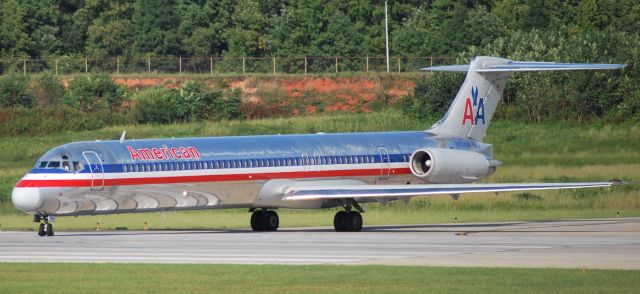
[34, 214, 54, 237]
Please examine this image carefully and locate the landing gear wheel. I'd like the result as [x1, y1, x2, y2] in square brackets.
[265, 211, 279, 231]
[37, 223, 45, 237]
[345, 211, 363, 232]
[333, 211, 348, 232]
[250, 210, 279, 232]
[251, 210, 267, 231]
[46, 223, 54, 236]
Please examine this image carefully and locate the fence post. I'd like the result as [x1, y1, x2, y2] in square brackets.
[366, 56, 369, 72]
[116, 56, 120, 75]
[242, 57, 246, 75]
[147, 57, 151, 74]
[85, 58, 88, 74]
[272, 57, 276, 74]
[430, 56, 433, 67]
[55, 59, 58, 75]
[179, 56, 182, 75]
[210, 57, 213, 75]
[335, 57, 338, 73]
[397, 57, 401, 73]
[23, 59, 26, 75]
[304, 56, 307, 75]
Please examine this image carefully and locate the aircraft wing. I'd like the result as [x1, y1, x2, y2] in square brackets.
[282, 182, 616, 201]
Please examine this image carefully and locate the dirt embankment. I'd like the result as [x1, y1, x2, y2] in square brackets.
[113, 76, 416, 116]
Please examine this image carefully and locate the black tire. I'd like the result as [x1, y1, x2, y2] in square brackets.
[37, 223, 45, 237]
[345, 211, 363, 232]
[250, 210, 266, 231]
[333, 211, 347, 232]
[46, 223, 54, 236]
[266, 211, 279, 231]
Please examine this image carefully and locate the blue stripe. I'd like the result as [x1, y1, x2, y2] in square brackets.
[30, 153, 412, 174]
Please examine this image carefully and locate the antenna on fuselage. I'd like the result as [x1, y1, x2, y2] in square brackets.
[120, 131, 127, 143]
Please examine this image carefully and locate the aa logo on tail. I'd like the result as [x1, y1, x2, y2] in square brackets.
[462, 86, 485, 125]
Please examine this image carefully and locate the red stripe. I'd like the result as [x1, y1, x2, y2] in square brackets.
[16, 168, 412, 188]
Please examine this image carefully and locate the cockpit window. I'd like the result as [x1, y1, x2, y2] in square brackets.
[62, 161, 71, 171]
[38, 161, 48, 168]
[47, 161, 61, 168]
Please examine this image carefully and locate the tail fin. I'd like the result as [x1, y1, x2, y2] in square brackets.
[422, 56, 625, 141]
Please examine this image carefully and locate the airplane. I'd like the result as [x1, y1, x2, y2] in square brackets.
[11, 56, 625, 237]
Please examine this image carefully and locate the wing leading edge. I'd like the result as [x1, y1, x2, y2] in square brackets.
[282, 182, 616, 201]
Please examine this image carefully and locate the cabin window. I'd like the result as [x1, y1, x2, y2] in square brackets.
[123, 165, 128, 173]
[286, 158, 291, 166]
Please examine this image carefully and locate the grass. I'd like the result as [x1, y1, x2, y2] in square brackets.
[1, 111, 639, 230]
[0, 263, 638, 293]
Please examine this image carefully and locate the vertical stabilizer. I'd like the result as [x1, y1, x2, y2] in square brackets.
[422, 57, 625, 141]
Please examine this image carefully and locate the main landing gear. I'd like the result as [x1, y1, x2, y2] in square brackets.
[34, 214, 54, 237]
[333, 199, 364, 232]
[250, 209, 279, 231]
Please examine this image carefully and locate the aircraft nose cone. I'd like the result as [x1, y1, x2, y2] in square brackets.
[12, 187, 42, 212]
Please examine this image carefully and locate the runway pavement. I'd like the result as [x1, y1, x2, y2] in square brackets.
[1, 218, 639, 269]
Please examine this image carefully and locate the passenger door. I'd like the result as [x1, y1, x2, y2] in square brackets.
[378, 147, 390, 180]
[83, 151, 105, 190]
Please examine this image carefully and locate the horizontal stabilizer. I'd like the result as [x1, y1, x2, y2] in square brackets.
[283, 182, 615, 201]
[420, 65, 469, 72]
[422, 60, 626, 73]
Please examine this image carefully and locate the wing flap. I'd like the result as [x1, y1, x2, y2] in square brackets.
[282, 182, 615, 201]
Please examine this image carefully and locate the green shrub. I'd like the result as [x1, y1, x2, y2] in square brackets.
[63, 74, 125, 112]
[30, 72, 64, 106]
[0, 74, 33, 108]
[400, 72, 464, 121]
[133, 87, 176, 124]
[133, 84, 244, 124]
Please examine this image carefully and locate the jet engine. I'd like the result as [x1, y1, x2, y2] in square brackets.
[409, 148, 493, 183]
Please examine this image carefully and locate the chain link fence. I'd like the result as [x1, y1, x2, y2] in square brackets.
[0, 56, 456, 76]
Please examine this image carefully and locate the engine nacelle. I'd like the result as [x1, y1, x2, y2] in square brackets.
[409, 148, 492, 183]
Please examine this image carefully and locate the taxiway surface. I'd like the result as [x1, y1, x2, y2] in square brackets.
[1, 218, 639, 269]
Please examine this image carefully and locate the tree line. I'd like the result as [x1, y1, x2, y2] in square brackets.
[0, 0, 638, 59]
[0, 0, 638, 126]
